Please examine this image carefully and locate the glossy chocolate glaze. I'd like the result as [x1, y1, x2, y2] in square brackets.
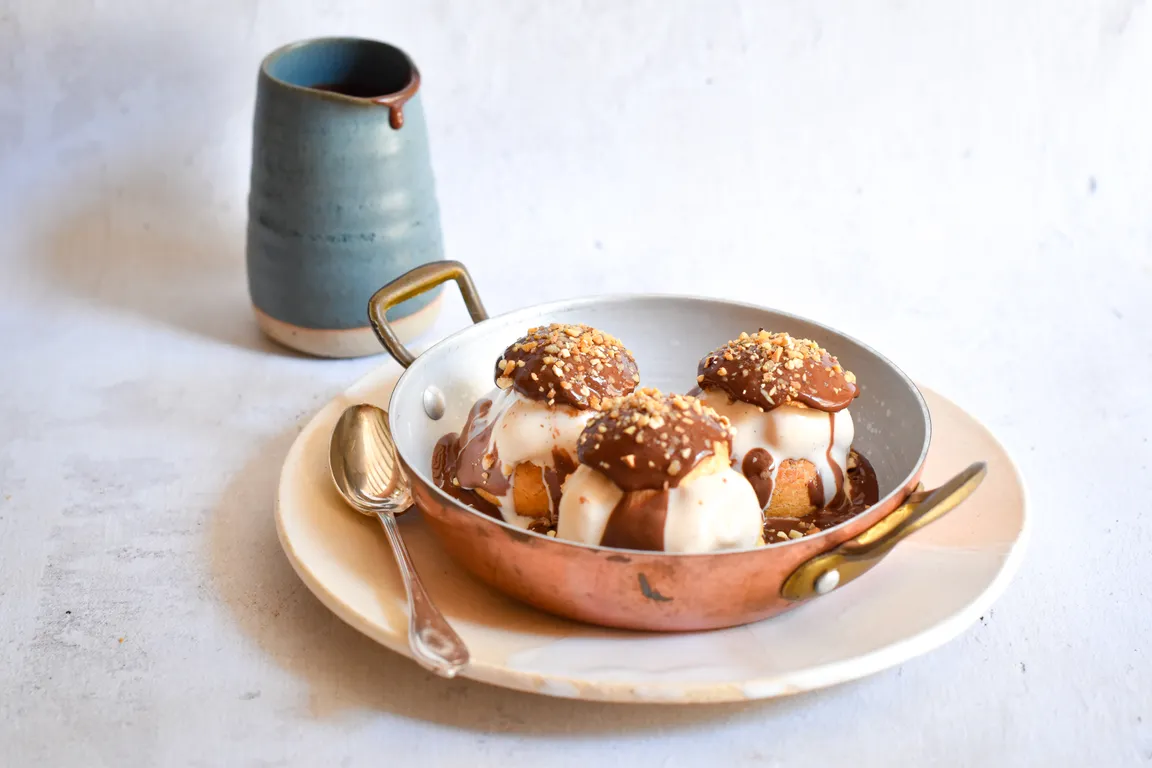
[432, 431, 502, 521]
[432, 396, 579, 526]
[798, 411, 848, 508]
[600, 490, 669, 551]
[496, 324, 639, 410]
[698, 330, 857, 413]
[450, 399, 509, 498]
[741, 448, 776, 509]
[577, 389, 732, 492]
[542, 447, 579, 524]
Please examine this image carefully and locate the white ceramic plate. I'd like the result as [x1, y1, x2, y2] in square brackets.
[275, 364, 1028, 703]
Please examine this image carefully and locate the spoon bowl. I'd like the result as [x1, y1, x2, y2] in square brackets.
[331, 404, 413, 515]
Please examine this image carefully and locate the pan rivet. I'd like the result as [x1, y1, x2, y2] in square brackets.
[814, 569, 840, 595]
[423, 386, 446, 420]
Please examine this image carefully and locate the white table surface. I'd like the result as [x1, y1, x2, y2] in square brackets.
[2, 2, 1150, 765]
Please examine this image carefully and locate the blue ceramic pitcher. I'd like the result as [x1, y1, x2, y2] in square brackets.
[247, 38, 443, 357]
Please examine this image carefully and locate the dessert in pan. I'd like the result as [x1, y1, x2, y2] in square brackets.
[694, 330, 879, 542]
[433, 324, 879, 552]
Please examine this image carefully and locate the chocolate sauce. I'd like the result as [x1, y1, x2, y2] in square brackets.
[578, 389, 732, 492]
[542, 447, 578, 524]
[436, 431, 881, 543]
[431, 396, 580, 528]
[763, 450, 879, 542]
[600, 490, 669, 551]
[433, 387, 880, 546]
[805, 473, 825, 509]
[697, 330, 857, 413]
[309, 65, 421, 130]
[311, 82, 388, 97]
[453, 399, 510, 497]
[497, 324, 639, 410]
[741, 448, 776, 509]
[738, 411, 846, 510]
[431, 432, 502, 520]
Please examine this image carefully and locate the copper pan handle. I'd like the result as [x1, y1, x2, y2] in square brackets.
[368, 260, 489, 368]
[781, 462, 987, 601]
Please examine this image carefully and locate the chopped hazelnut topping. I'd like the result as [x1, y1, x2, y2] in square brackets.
[575, 388, 734, 492]
[496, 323, 638, 409]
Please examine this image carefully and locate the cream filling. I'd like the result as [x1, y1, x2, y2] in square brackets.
[461, 387, 595, 526]
[699, 392, 854, 508]
[557, 464, 763, 553]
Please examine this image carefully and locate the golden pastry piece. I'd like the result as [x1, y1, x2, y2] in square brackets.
[764, 458, 854, 518]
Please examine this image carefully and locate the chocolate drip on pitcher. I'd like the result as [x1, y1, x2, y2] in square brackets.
[310, 66, 422, 131]
[372, 67, 422, 130]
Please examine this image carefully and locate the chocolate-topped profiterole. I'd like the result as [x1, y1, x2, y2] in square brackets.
[577, 388, 733, 492]
[558, 389, 764, 552]
[695, 330, 878, 533]
[496, 324, 640, 410]
[432, 323, 640, 533]
[697, 330, 857, 413]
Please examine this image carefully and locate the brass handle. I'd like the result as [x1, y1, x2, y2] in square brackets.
[781, 462, 987, 601]
[368, 260, 489, 368]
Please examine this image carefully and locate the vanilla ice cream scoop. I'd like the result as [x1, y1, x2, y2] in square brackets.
[699, 393, 853, 510]
[695, 330, 860, 516]
[557, 389, 763, 552]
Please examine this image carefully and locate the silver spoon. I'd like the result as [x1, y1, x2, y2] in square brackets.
[329, 403, 469, 678]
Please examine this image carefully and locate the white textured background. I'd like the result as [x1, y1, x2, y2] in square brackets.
[2, 1, 1150, 765]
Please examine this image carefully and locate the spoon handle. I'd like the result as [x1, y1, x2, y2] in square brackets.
[375, 510, 470, 677]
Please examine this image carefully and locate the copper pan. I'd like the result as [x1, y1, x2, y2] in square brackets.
[367, 261, 985, 632]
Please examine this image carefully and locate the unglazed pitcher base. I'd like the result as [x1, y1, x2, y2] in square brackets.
[253, 294, 442, 358]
